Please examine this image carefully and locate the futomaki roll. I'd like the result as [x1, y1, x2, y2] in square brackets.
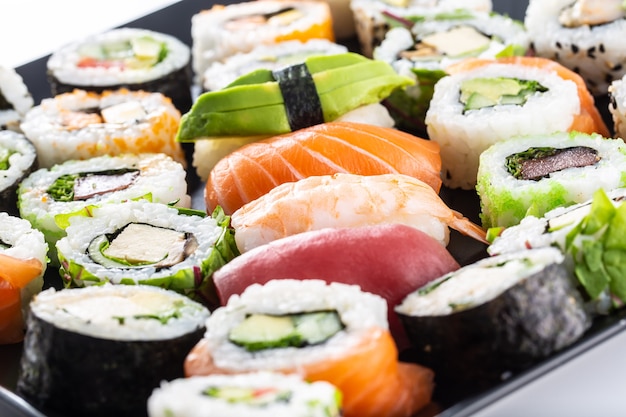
[17, 153, 191, 265]
[147, 372, 342, 417]
[0, 130, 38, 216]
[0, 66, 34, 131]
[476, 132, 626, 229]
[16, 284, 210, 417]
[19, 88, 186, 169]
[47, 28, 193, 112]
[55, 200, 238, 308]
[396, 247, 590, 396]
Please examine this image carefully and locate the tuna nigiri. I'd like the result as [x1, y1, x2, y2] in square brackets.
[231, 172, 487, 253]
[204, 121, 442, 215]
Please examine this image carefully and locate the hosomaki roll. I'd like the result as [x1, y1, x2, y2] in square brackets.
[147, 372, 342, 417]
[184, 279, 435, 417]
[55, 200, 238, 308]
[525, 0, 626, 97]
[396, 247, 590, 396]
[46, 28, 193, 112]
[0, 66, 34, 132]
[476, 131, 626, 229]
[17, 153, 191, 266]
[16, 284, 210, 417]
[19, 88, 186, 169]
[0, 212, 47, 345]
[425, 56, 610, 189]
[0, 130, 38, 216]
[191, 0, 335, 83]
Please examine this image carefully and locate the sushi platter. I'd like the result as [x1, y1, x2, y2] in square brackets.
[3, 0, 626, 416]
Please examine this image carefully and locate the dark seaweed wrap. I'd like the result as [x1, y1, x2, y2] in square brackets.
[16, 311, 204, 417]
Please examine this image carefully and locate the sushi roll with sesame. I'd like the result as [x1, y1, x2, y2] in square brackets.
[609, 73, 626, 138]
[476, 131, 626, 229]
[147, 372, 343, 417]
[19, 88, 186, 169]
[0, 66, 34, 132]
[525, 0, 626, 97]
[47, 28, 193, 112]
[0, 130, 38, 216]
[16, 284, 210, 417]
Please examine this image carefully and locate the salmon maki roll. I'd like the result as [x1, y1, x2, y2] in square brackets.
[205, 121, 442, 215]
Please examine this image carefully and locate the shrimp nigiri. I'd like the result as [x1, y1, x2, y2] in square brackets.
[231, 172, 488, 253]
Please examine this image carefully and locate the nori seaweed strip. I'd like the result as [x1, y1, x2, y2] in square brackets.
[272, 63, 324, 131]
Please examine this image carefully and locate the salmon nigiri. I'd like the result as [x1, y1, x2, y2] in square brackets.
[204, 121, 442, 215]
[231, 172, 487, 253]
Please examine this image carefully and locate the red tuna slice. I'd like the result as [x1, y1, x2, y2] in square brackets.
[213, 223, 460, 351]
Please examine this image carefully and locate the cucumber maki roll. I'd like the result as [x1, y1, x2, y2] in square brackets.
[47, 28, 193, 112]
[396, 247, 590, 397]
[17, 153, 191, 266]
[16, 284, 210, 417]
[0, 130, 38, 216]
[55, 200, 238, 308]
[147, 372, 342, 417]
[476, 132, 626, 229]
[0, 66, 34, 132]
[19, 88, 186, 169]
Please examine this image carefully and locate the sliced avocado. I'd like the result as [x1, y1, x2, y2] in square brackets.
[460, 77, 548, 111]
[131, 36, 162, 59]
[420, 26, 491, 58]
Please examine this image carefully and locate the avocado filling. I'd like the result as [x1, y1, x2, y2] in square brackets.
[401, 26, 492, 61]
[203, 386, 292, 406]
[229, 311, 345, 352]
[76, 35, 168, 70]
[87, 223, 198, 269]
[0, 147, 16, 171]
[506, 146, 600, 180]
[460, 77, 548, 112]
[559, 0, 626, 27]
[46, 168, 140, 202]
[225, 7, 301, 30]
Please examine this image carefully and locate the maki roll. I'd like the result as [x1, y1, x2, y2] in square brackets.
[0, 66, 34, 132]
[147, 372, 342, 417]
[0, 212, 47, 345]
[476, 132, 626, 229]
[373, 9, 528, 135]
[16, 284, 210, 417]
[55, 200, 238, 308]
[525, 0, 626, 96]
[609, 73, 626, 139]
[191, 0, 335, 83]
[396, 247, 590, 396]
[19, 88, 186, 169]
[184, 279, 435, 417]
[0, 130, 38, 216]
[47, 28, 193, 112]
[425, 56, 609, 189]
[17, 153, 191, 265]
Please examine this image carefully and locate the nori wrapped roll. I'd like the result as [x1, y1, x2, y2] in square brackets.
[0, 66, 34, 132]
[0, 130, 38, 216]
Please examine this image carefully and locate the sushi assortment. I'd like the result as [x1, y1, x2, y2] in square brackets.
[4, 0, 626, 416]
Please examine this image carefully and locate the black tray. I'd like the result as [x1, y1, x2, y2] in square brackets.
[3, 0, 625, 416]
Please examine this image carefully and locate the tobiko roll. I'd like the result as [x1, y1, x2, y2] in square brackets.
[0, 130, 38, 216]
[46, 28, 193, 112]
[147, 372, 342, 417]
[396, 247, 590, 395]
[425, 56, 610, 189]
[16, 284, 210, 417]
[56, 200, 238, 308]
[476, 132, 626, 229]
[20, 88, 186, 169]
[184, 279, 435, 417]
[0, 66, 34, 132]
[0, 212, 47, 345]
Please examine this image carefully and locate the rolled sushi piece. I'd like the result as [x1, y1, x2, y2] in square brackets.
[17, 153, 191, 266]
[476, 131, 626, 229]
[373, 9, 528, 135]
[147, 372, 342, 417]
[16, 284, 210, 417]
[0, 66, 34, 132]
[0, 130, 38, 216]
[191, 0, 335, 84]
[396, 247, 590, 396]
[47, 28, 193, 112]
[19, 88, 186, 169]
[184, 279, 435, 417]
[609, 73, 626, 139]
[525, 0, 626, 96]
[56, 200, 238, 308]
[350, 0, 493, 58]
[425, 56, 610, 189]
[0, 212, 47, 345]
[487, 187, 626, 314]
